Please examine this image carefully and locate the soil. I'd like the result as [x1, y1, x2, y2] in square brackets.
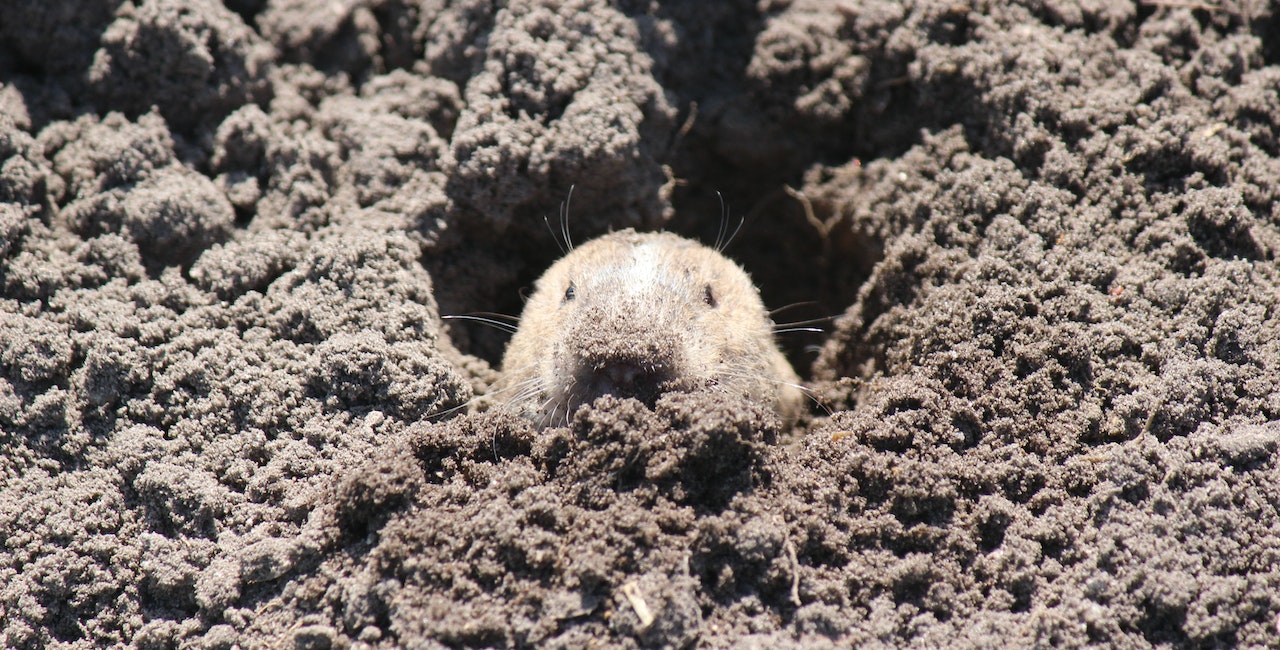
[2, 0, 1280, 648]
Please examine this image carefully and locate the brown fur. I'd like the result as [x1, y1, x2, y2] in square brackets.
[496, 229, 803, 428]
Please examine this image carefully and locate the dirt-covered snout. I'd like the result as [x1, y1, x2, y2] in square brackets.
[555, 269, 712, 410]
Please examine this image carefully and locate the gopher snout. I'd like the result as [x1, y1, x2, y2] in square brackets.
[568, 301, 684, 405]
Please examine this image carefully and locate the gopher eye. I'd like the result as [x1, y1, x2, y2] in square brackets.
[563, 282, 576, 303]
[703, 284, 717, 308]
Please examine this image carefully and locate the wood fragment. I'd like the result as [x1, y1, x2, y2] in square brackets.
[621, 580, 655, 629]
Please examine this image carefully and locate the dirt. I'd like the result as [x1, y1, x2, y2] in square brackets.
[2, 0, 1280, 647]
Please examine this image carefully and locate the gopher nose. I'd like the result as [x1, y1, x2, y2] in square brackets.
[571, 298, 682, 404]
[585, 359, 671, 403]
[601, 361, 642, 389]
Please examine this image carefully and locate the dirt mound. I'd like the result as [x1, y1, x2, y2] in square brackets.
[2, 0, 1278, 647]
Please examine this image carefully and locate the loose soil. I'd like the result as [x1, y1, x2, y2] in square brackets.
[2, 1, 1279, 647]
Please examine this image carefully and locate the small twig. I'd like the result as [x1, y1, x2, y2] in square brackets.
[784, 185, 834, 263]
[875, 74, 913, 89]
[1138, 0, 1221, 11]
[784, 539, 802, 607]
[676, 101, 699, 144]
[620, 580, 655, 629]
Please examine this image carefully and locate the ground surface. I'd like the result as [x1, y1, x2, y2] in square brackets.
[2, 0, 1280, 647]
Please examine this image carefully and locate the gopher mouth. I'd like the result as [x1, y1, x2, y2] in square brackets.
[573, 359, 677, 409]
[587, 359, 676, 401]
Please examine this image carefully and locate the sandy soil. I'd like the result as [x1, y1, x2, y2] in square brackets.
[3, 0, 1280, 647]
